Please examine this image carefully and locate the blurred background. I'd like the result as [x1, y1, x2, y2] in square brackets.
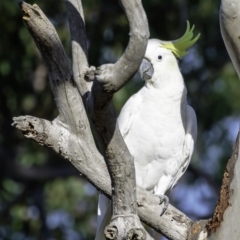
[1, 0, 240, 239]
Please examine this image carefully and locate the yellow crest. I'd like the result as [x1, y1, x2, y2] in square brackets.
[162, 21, 200, 59]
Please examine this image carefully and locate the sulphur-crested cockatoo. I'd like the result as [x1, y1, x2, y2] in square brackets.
[95, 21, 199, 240]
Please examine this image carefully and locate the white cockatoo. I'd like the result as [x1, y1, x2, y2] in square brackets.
[95, 21, 200, 240]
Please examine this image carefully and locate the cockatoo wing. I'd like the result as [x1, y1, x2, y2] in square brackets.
[95, 194, 111, 240]
[117, 92, 143, 138]
[171, 105, 197, 189]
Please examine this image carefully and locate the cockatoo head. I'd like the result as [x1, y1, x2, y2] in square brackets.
[139, 21, 200, 83]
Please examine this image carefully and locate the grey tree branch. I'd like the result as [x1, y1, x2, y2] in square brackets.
[65, 0, 91, 96]
[12, 115, 193, 240]
[12, 115, 110, 196]
[14, 0, 240, 239]
[95, 0, 149, 91]
[92, 0, 149, 108]
[86, 0, 150, 239]
[15, 2, 194, 240]
[65, 0, 106, 156]
[18, 1, 109, 195]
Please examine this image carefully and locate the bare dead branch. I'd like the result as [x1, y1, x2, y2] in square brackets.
[12, 115, 193, 240]
[65, 0, 91, 96]
[21, 1, 86, 130]
[12, 115, 110, 196]
[16, 2, 193, 240]
[13, 0, 240, 240]
[95, 0, 150, 92]
[86, 0, 150, 239]
[65, 0, 106, 156]
[91, 0, 149, 109]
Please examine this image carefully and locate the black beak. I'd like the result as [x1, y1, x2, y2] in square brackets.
[138, 58, 154, 81]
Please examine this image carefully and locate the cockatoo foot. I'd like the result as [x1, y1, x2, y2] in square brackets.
[156, 194, 169, 216]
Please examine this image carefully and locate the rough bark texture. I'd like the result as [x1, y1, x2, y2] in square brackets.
[12, 114, 193, 240]
[206, 135, 237, 234]
[13, 2, 195, 240]
[205, 1, 240, 238]
[14, 0, 240, 240]
[79, 0, 150, 238]
[188, 132, 240, 240]
[206, 132, 240, 240]
[65, 0, 91, 96]
[187, 220, 208, 240]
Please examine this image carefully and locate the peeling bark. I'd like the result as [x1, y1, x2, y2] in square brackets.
[206, 132, 240, 240]
[187, 133, 240, 240]
[187, 220, 208, 240]
[206, 134, 237, 234]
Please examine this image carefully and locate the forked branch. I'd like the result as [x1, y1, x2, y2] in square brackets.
[15, 2, 193, 240]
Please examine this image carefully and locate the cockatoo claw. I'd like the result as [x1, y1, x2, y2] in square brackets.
[156, 194, 169, 216]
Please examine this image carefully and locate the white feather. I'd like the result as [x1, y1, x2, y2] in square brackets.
[118, 93, 143, 139]
[95, 39, 197, 239]
[95, 194, 111, 240]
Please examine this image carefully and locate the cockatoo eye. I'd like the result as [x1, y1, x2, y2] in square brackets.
[158, 55, 162, 60]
